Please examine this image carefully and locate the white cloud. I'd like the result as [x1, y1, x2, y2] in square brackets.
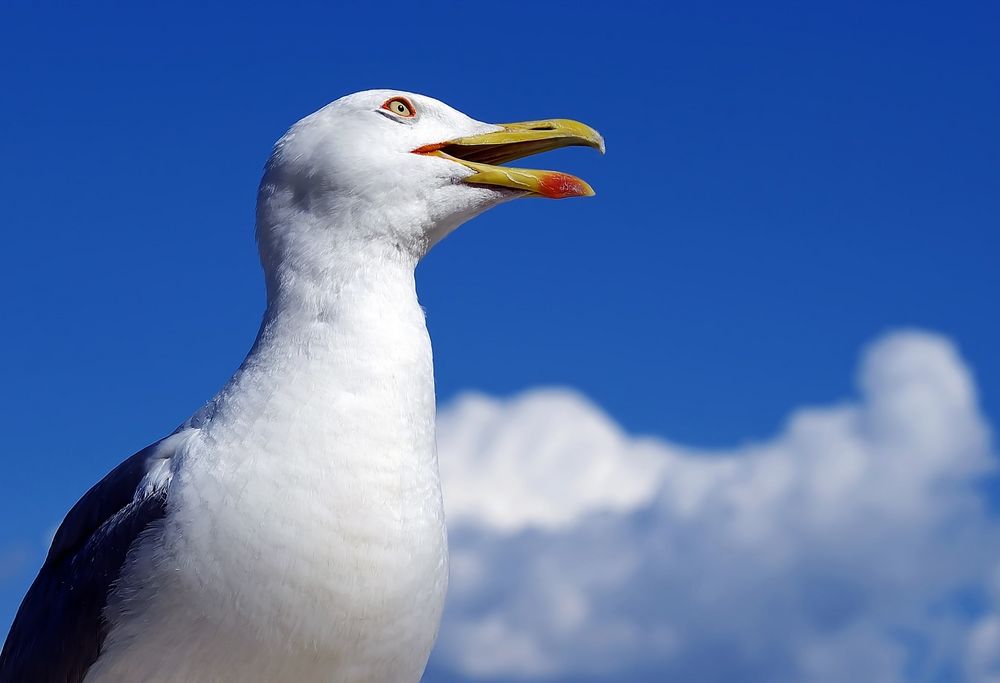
[437, 389, 667, 533]
[967, 615, 1000, 683]
[428, 330, 1000, 682]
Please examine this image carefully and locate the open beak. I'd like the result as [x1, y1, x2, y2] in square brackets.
[413, 119, 605, 199]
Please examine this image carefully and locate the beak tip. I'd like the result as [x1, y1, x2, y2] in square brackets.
[538, 172, 596, 199]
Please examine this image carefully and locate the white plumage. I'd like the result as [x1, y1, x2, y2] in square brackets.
[0, 89, 602, 683]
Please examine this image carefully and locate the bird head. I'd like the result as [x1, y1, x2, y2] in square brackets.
[256, 89, 603, 268]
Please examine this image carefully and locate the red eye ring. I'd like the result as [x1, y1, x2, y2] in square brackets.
[381, 97, 416, 118]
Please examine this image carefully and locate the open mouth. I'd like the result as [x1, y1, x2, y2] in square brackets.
[413, 119, 605, 199]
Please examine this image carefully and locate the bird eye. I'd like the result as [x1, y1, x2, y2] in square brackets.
[382, 97, 416, 118]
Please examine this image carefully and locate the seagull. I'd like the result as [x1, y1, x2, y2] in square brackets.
[0, 90, 603, 683]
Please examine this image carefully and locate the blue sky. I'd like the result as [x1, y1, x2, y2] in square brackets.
[0, 1, 997, 681]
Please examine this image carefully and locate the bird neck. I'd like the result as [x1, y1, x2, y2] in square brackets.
[261, 236, 422, 331]
[196, 232, 436, 464]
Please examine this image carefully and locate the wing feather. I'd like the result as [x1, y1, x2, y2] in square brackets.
[0, 435, 180, 683]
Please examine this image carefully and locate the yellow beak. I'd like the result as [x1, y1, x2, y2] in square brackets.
[414, 119, 604, 199]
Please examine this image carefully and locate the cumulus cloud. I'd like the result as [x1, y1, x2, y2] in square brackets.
[427, 331, 1000, 682]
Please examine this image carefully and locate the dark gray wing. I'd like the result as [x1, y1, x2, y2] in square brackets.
[0, 437, 176, 683]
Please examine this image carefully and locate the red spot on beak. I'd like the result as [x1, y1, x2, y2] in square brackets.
[538, 172, 591, 199]
[411, 143, 446, 155]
